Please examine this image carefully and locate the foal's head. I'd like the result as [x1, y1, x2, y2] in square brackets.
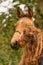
[10, 6, 35, 50]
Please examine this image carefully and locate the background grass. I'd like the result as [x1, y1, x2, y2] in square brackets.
[0, 0, 43, 65]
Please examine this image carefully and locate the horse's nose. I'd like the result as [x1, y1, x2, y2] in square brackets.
[10, 41, 20, 50]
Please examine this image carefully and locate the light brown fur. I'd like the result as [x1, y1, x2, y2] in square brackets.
[11, 6, 43, 65]
[11, 17, 42, 65]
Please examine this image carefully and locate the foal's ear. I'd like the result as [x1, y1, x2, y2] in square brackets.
[28, 6, 33, 18]
[17, 7, 24, 18]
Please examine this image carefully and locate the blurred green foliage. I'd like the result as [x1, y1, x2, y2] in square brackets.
[0, 0, 43, 65]
[0, 9, 22, 65]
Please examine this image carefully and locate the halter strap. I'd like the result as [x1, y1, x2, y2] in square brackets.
[15, 30, 21, 34]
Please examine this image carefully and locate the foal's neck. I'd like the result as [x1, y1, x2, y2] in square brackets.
[22, 45, 38, 65]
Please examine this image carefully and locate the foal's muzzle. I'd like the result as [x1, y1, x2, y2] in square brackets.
[10, 41, 20, 50]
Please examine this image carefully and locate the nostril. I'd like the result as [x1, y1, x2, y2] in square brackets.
[10, 41, 20, 50]
[10, 41, 17, 48]
[15, 41, 19, 45]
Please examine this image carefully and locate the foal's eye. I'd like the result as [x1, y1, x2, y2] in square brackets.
[23, 30, 26, 34]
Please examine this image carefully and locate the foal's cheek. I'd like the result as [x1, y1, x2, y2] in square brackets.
[19, 42, 26, 47]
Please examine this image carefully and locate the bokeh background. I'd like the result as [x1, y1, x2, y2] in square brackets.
[0, 0, 43, 65]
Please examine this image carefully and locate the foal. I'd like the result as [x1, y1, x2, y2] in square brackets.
[10, 6, 42, 65]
